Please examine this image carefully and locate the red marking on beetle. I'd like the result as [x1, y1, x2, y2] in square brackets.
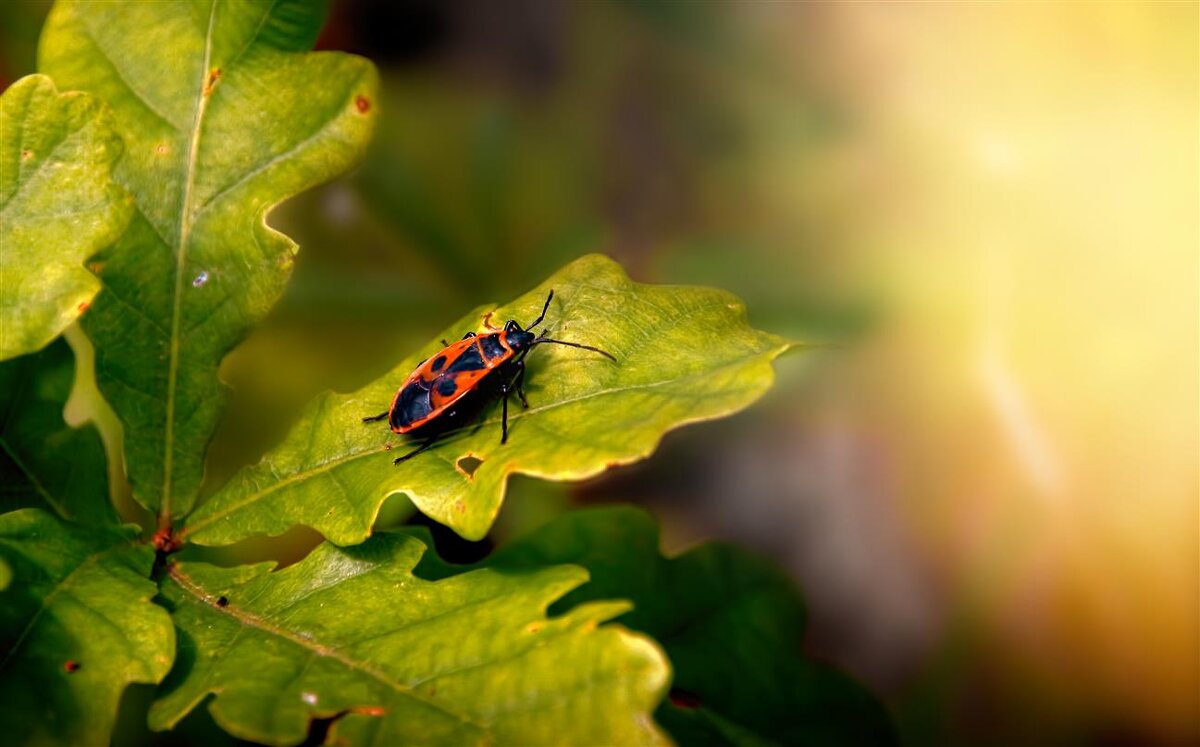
[669, 689, 702, 709]
[216, 596, 228, 607]
[355, 95, 370, 113]
[203, 68, 221, 97]
[64, 660, 81, 673]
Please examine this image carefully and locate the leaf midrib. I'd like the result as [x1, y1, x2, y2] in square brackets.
[160, 0, 218, 524]
[182, 345, 786, 537]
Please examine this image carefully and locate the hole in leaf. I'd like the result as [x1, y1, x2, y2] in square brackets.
[456, 455, 483, 478]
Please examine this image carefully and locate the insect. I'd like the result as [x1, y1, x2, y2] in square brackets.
[363, 290, 615, 464]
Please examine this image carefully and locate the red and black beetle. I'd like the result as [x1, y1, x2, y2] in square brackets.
[363, 290, 615, 464]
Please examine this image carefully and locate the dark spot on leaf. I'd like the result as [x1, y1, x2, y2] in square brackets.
[216, 596, 228, 607]
[431, 355, 447, 372]
[355, 94, 370, 113]
[669, 688, 702, 709]
[64, 660, 81, 673]
[457, 456, 483, 478]
[20, 149, 32, 160]
[382, 442, 392, 451]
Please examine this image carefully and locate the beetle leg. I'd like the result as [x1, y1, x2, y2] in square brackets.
[512, 360, 529, 408]
[362, 411, 389, 423]
[394, 437, 437, 465]
[461, 331, 478, 339]
[500, 384, 510, 444]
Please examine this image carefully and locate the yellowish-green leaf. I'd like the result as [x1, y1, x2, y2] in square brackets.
[183, 254, 793, 544]
[149, 531, 669, 746]
[0, 73, 130, 361]
[0, 509, 174, 747]
[38, 0, 378, 518]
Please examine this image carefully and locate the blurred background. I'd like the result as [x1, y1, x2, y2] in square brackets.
[3, 1, 1196, 744]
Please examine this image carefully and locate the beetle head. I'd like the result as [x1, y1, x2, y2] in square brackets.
[504, 320, 535, 351]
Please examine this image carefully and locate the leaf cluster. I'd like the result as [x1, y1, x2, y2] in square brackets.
[0, 2, 891, 745]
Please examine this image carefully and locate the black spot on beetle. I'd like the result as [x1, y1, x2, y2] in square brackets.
[479, 335, 506, 360]
[444, 345, 485, 374]
[431, 355, 447, 372]
[436, 378, 458, 396]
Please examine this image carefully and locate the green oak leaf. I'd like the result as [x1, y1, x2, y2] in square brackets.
[0, 509, 175, 747]
[39, 0, 378, 518]
[183, 253, 792, 544]
[0, 337, 117, 524]
[457, 507, 896, 746]
[0, 73, 131, 361]
[149, 531, 669, 746]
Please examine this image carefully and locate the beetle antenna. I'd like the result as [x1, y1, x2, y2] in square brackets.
[527, 289, 554, 331]
[532, 337, 616, 361]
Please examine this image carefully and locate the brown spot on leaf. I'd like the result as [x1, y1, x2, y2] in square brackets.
[89, 262, 104, 273]
[20, 149, 32, 161]
[669, 689, 702, 709]
[355, 95, 370, 113]
[152, 526, 181, 554]
[77, 302, 90, 314]
[64, 660, 81, 673]
[155, 143, 169, 156]
[216, 596, 228, 607]
[454, 499, 466, 514]
[203, 68, 221, 96]
[350, 705, 386, 717]
[527, 623, 541, 634]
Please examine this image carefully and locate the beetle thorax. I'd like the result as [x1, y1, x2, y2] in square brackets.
[505, 328, 535, 351]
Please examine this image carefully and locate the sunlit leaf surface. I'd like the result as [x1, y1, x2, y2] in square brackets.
[150, 531, 668, 746]
[184, 254, 793, 544]
[0, 74, 130, 361]
[38, 0, 378, 517]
